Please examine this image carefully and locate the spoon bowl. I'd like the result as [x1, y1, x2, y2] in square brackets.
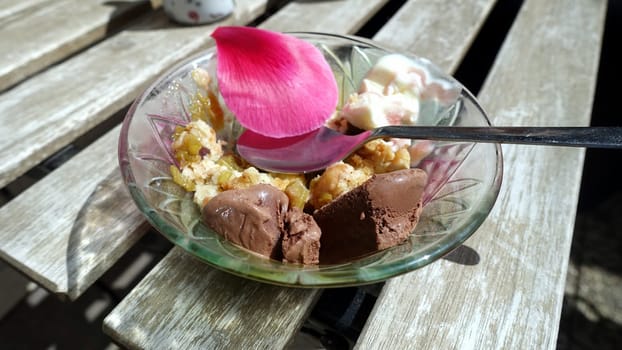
[237, 125, 622, 173]
[237, 128, 372, 173]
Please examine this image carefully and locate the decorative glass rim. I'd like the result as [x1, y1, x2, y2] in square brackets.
[118, 32, 504, 287]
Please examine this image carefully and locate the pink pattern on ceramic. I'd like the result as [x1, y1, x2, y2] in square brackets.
[188, 11, 199, 22]
[211, 26, 338, 138]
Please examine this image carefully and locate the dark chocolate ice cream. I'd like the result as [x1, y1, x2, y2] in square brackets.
[203, 168, 427, 265]
[282, 207, 321, 265]
[202, 184, 288, 259]
[203, 184, 321, 264]
[313, 168, 427, 264]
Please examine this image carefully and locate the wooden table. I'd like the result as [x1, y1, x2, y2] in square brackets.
[0, 0, 606, 348]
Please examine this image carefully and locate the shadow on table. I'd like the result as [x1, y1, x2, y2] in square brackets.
[557, 295, 622, 350]
[66, 169, 148, 300]
[443, 245, 480, 265]
[102, 0, 159, 35]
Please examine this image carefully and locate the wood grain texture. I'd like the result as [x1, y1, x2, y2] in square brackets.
[0, 126, 149, 300]
[259, 0, 388, 33]
[0, 0, 48, 19]
[0, 0, 151, 92]
[356, 0, 606, 349]
[373, 0, 497, 75]
[103, 247, 319, 350]
[0, 0, 268, 300]
[0, 0, 267, 189]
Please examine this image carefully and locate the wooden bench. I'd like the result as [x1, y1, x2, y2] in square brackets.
[0, 0, 606, 347]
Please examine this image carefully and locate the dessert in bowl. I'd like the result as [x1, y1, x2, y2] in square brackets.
[118, 28, 503, 287]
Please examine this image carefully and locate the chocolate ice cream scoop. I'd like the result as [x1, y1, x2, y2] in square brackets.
[203, 184, 322, 264]
[314, 168, 428, 264]
[282, 207, 321, 265]
[202, 184, 289, 259]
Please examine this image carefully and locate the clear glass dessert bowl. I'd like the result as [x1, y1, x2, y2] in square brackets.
[118, 32, 503, 287]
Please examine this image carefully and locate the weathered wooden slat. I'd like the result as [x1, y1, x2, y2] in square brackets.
[0, 0, 151, 92]
[0, 0, 269, 300]
[0, 0, 48, 19]
[372, 0, 496, 75]
[101, 0, 500, 348]
[355, 0, 606, 349]
[104, 247, 319, 349]
[0, 126, 146, 300]
[0, 0, 266, 189]
[259, 0, 387, 33]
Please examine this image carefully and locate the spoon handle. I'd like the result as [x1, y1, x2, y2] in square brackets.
[374, 126, 622, 149]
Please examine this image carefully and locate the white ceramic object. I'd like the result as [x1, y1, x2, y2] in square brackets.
[163, 0, 234, 25]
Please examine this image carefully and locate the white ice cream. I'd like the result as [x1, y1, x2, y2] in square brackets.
[340, 54, 426, 129]
[339, 54, 462, 131]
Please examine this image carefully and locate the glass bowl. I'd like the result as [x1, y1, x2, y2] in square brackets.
[118, 32, 503, 287]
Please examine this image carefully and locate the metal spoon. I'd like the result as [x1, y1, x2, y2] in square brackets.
[236, 126, 622, 173]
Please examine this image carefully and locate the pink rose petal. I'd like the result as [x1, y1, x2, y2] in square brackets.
[211, 26, 338, 138]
